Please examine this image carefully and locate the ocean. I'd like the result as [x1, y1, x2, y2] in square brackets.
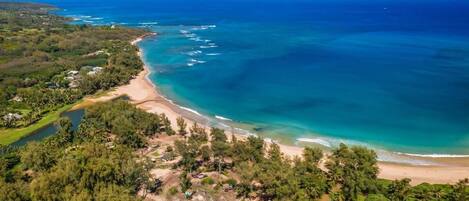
[36, 0, 469, 156]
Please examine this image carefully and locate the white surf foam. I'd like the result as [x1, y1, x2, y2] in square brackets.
[139, 22, 159, 25]
[376, 150, 438, 166]
[200, 45, 217, 49]
[296, 138, 332, 148]
[206, 53, 221, 56]
[179, 106, 203, 116]
[394, 152, 469, 158]
[191, 27, 208, 31]
[189, 37, 204, 42]
[68, 15, 93, 21]
[191, 25, 217, 31]
[189, 59, 206, 64]
[186, 50, 203, 56]
[215, 115, 232, 121]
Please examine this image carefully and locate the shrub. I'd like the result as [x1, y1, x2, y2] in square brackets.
[168, 186, 178, 196]
[224, 179, 237, 187]
[166, 145, 173, 153]
[201, 177, 215, 185]
[365, 194, 390, 201]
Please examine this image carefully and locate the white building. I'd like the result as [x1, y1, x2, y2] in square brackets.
[3, 113, 22, 121]
[92, 67, 103, 72]
[67, 70, 79, 76]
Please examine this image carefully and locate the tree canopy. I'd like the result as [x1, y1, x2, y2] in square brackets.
[0, 2, 148, 133]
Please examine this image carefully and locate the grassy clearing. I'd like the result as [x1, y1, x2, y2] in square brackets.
[0, 102, 80, 145]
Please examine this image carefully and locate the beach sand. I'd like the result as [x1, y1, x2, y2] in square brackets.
[80, 34, 469, 185]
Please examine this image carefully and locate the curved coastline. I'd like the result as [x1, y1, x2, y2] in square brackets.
[65, 13, 469, 160]
[82, 34, 469, 185]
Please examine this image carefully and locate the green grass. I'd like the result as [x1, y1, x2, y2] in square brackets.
[0, 102, 80, 145]
[17, 109, 31, 116]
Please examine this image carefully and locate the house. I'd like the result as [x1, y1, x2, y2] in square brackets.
[84, 50, 107, 57]
[11, 96, 23, 102]
[67, 70, 79, 76]
[65, 70, 82, 84]
[92, 66, 103, 72]
[68, 80, 79, 88]
[3, 113, 22, 121]
[86, 66, 104, 76]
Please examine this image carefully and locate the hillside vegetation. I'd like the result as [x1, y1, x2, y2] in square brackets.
[0, 2, 148, 143]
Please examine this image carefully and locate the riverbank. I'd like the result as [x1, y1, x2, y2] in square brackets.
[81, 34, 469, 185]
[0, 102, 80, 145]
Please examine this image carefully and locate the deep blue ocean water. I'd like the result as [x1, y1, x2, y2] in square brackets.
[35, 0, 469, 155]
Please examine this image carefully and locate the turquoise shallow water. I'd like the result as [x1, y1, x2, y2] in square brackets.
[40, 0, 469, 155]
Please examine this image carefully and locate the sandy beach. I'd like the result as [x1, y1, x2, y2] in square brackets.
[80, 34, 469, 185]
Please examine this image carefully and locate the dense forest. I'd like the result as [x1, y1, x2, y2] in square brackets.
[1, 100, 468, 201]
[0, 2, 147, 131]
[0, 100, 163, 200]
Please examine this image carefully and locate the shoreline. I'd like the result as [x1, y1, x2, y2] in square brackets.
[82, 34, 469, 185]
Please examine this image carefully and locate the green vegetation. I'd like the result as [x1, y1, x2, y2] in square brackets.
[0, 102, 78, 145]
[170, 119, 469, 200]
[201, 177, 215, 185]
[0, 2, 468, 201]
[0, 2, 148, 144]
[0, 100, 167, 201]
[176, 116, 188, 136]
[0, 2, 55, 11]
[168, 186, 179, 196]
[78, 100, 167, 148]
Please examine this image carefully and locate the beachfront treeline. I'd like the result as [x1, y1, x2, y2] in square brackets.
[0, 2, 147, 136]
[1, 100, 468, 201]
[1, 2, 468, 201]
